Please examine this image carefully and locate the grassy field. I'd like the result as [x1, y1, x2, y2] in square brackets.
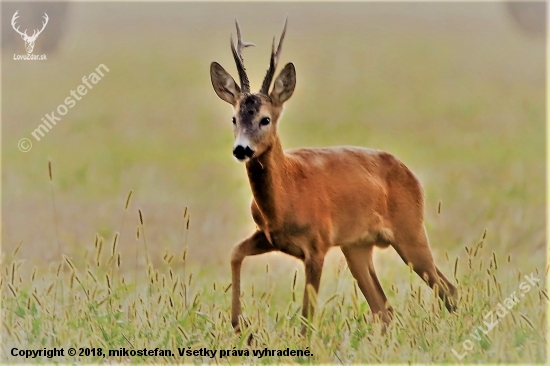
[1, 2, 547, 363]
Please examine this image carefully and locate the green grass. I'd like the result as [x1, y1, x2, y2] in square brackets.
[1, 3, 546, 363]
[1, 223, 547, 363]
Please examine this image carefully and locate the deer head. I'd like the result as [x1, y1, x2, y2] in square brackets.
[210, 18, 296, 162]
[12, 11, 49, 54]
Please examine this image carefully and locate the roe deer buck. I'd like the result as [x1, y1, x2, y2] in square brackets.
[210, 18, 458, 333]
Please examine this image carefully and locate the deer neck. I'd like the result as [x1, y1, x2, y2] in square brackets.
[246, 137, 288, 226]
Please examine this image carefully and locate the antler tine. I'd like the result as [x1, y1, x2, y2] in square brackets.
[11, 10, 19, 27]
[230, 18, 255, 93]
[260, 16, 288, 95]
[33, 13, 49, 38]
[235, 18, 255, 55]
[274, 16, 287, 63]
[11, 11, 28, 37]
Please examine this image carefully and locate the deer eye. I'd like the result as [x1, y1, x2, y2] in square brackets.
[260, 117, 271, 126]
[232, 117, 236, 125]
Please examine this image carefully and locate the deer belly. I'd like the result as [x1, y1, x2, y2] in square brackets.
[333, 210, 395, 247]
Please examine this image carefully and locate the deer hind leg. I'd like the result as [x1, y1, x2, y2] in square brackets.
[341, 244, 393, 326]
[393, 228, 458, 312]
[230, 230, 275, 332]
[367, 247, 395, 322]
[436, 266, 458, 308]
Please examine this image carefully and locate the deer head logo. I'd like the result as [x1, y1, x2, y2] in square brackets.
[11, 11, 49, 54]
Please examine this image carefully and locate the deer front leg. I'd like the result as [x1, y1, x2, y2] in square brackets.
[301, 255, 324, 334]
[230, 230, 274, 332]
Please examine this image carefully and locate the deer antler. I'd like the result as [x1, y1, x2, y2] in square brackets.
[11, 11, 49, 41]
[260, 16, 288, 95]
[29, 13, 49, 40]
[11, 11, 28, 38]
[230, 18, 255, 93]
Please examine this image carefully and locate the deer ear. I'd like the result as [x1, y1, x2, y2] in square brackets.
[270, 63, 296, 105]
[210, 62, 241, 105]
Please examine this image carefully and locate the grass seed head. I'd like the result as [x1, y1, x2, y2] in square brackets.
[7, 283, 17, 297]
[10, 262, 16, 285]
[32, 292, 42, 307]
[63, 255, 76, 271]
[112, 232, 119, 256]
[473, 243, 481, 257]
[138, 209, 144, 226]
[520, 314, 534, 329]
[91, 285, 98, 299]
[74, 271, 83, 288]
[96, 237, 104, 266]
[13, 241, 23, 257]
[177, 325, 185, 337]
[46, 281, 55, 295]
[87, 270, 98, 284]
[125, 190, 133, 210]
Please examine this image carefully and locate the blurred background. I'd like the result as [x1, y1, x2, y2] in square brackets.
[2, 2, 546, 279]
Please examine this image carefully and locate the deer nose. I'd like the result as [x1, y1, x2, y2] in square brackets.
[233, 145, 254, 160]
